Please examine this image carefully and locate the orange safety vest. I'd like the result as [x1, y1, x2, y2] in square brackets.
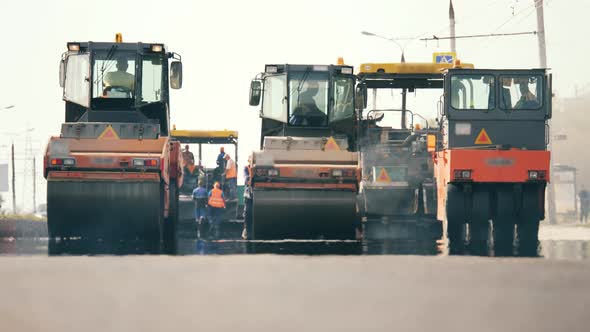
[208, 188, 226, 208]
[226, 160, 237, 179]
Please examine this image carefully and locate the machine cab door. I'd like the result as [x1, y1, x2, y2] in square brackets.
[329, 71, 356, 139]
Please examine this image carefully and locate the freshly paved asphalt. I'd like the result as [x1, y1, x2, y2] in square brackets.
[1, 255, 589, 332]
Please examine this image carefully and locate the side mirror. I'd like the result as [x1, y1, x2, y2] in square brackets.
[170, 61, 183, 89]
[427, 134, 437, 153]
[355, 84, 367, 109]
[249, 80, 262, 106]
[59, 59, 66, 88]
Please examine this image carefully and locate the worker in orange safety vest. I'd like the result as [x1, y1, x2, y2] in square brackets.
[207, 181, 226, 238]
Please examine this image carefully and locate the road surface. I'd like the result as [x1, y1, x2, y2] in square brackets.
[0, 255, 589, 332]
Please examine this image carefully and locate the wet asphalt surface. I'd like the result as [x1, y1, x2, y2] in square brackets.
[1, 221, 589, 259]
[1, 222, 590, 331]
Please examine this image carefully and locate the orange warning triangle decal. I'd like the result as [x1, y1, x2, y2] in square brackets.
[98, 125, 120, 140]
[376, 168, 391, 183]
[474, 128, 492, 145]
[324, 137, 340, 151]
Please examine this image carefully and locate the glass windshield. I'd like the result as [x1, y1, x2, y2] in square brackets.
[289, 72, 329, 127]
[92, 50, 136, 99]
[261, 74, 287, 122]
[499, 75, 543, 110]
[331, 76, 354, 122]
[365, 88, 441, 129]
[450, 74, 495, 110]
[142, 55, 164, 103]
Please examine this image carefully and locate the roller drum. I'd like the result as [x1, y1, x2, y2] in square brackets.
[47, 179, 162, 239]
[252, 188, 357, 239]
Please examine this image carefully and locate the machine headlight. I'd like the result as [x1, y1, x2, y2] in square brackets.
[265, 65, 278, 73]
[332, 169, 343, 177]
[340, 67, 353, 75]
[67, 43, 80, 52]
[151, 44, 164, 53]
[51, 158, 76, 166]
[268, 169, 279, 176]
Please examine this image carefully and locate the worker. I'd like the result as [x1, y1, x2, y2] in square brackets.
[216, 147, 226, 168]
[225, 154, 237, 200]
[579, 187, 590, 224]
[514, 79, 539, 109]
[182, 145, 195, 167]
[207, 181, 226, 238]
[242, 155, 253, 239]
[103, 57, 135, 96]
[192, 180, 208, 229]
[289, 81, 327, 126]
[216, 147, 226, 188]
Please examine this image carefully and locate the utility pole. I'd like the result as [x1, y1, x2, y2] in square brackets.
[449, 0, 457, 53]
[534, 0, 554, 224]
[11, 143, 15, 214]
[535, 0, 547, 68]
[32, 157, 36, 214]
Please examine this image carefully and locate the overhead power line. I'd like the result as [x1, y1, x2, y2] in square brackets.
[420, 30, 537, 42]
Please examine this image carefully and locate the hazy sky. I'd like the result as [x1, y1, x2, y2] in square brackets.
[0, 0, 587, 211]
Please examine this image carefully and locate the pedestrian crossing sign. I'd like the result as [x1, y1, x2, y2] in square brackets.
[433, 52, 456, 64]
[376, 168, 391, 183]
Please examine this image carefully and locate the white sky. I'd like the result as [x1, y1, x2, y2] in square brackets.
[0, 0, 587, 212]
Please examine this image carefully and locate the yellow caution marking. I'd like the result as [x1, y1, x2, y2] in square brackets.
[376, 168, 391, 183]
[98, 125, 120, 140]
[474, 128, 492, 145]
[324, 137, 340, 151]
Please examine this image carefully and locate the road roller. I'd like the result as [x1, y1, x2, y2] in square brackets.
[43, 35, 184, 250]
[434, 65, 552, 254]
[247, 63, 361, 239]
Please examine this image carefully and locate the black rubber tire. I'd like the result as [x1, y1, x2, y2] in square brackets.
[446, 184, 466, 252]
[494, 187, 516, 256]
[469, 189, 491, 253]
[517, 219, 540, 257]
[518, 185, 541, 256]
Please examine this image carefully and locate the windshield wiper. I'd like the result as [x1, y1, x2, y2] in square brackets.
[93, 45, 118, 86]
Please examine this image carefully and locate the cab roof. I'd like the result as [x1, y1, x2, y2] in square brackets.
[171, 129, 238, 144]
[358, 62, 474, 89]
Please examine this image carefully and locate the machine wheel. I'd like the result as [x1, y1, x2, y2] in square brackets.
[446, 184, 466, 252]
[517, 185, 542, 256]
[517, 220, 540, 256]
[469, 189, 491, 253]
[164, 181, 179, 253]
[493, 188, 516, 256]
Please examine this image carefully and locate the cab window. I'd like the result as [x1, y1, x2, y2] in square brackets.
[92, 51, 136, 99]
[450, 75, 495, 110]
[499, 75, 543, 110]
[331, 77, 354, 122]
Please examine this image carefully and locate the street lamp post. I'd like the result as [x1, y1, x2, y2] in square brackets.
[361, 31, 409, 129]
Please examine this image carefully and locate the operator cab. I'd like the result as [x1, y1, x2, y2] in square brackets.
[441, 68, 551, 150]
[249, 64, 356, 148]
[59, 34, 183, 136]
